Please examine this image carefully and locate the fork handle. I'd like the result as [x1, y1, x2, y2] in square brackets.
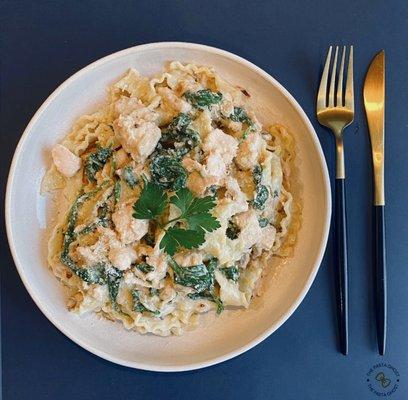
[374, 205, 386, 355]
[335, 178, 348, 355]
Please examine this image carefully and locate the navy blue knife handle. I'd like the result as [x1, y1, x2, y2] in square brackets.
[335, 178, 348, 355]
[374, 205, 387, 355]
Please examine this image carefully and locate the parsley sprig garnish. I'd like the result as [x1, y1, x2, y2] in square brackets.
[132, 182, 220, 255]
[132, 180, 168, 220]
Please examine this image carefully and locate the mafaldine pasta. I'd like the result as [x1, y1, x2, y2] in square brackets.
[43, 62, 300, 336]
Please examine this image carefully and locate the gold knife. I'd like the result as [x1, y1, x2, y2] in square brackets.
[363, 50, 386, 355]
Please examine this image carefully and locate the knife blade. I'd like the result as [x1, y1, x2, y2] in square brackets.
[363, 50, 386, 355]
[364, 50, 385, 206]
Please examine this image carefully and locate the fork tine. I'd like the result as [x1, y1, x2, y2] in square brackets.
[337, 46, 346, 106]
[345, 45, 354, 110]
[317, 46, 332, 110]
[328, 46, 339, 107]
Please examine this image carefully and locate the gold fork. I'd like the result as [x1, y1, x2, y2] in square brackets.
[317, 46, 354, 355]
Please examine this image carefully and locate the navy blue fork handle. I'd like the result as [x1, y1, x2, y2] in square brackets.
[335, 178, 348, 355]
[374, 205, 387, 355]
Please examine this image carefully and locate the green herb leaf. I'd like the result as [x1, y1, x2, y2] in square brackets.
[169, 188, 220, 233]
[133, 185, 219, 255]
[169, 187, 194, 214]
[85, 147, 113, 182]
[187, 213, 220, 233]
[160, 227, 205, 256]
[158, 188, 220, 254]
[172, 190, 217, 217]
[184, 89, 223, 109]
[132, 181, 168, 220]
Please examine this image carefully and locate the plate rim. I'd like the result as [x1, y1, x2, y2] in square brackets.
[5, 41, 331, 372]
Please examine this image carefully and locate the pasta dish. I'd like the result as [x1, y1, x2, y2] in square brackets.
[43, 62, 299, 336]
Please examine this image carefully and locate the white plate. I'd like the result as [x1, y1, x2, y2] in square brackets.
[5, 42, 331, 372]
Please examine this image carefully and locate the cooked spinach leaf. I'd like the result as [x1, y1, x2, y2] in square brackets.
[60, 188, 100, 262]
[150, 154, 187, 191]
[70, 262, 107, 285]
[76, 222, 98, 237]
[114, 180, 121, 203]
[182, 257, 224, 314]
[76, 202, 111, 236]
[136, 263, 155, 273]
[253, 185, 269, 210]
[60, 186, 123, 306]
[226, 220, 240, 240]
[142, 232, 155, 247]
[220, 266, 240, 282]
[230, 107, 252, 125]
[252, 165, 269, 210]
[230, 107, 254, 140]
[258, 217, 269, 228]
[187, 291, 224, 314]
[131, 290, 160, 315]
[85, 147, 113, 182]
[167, 112, 191, 131]
[122, 165, 138, 189]
[213, 295, 224, 314]
[253, 165, 263, 185]
[97, 202, 110, 226]
[106, 266, 123, 303]
[158, 113, 199, 158]
[207, 185, 218, 197]
[169, 259, 214, 292]
[184, 89, 222, 109]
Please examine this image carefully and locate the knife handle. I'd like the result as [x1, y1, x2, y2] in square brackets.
[335, 178, 348, 355]
[374, 205, 387, 355]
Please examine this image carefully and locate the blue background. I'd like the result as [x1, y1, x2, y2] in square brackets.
[1, 1, 407, 399]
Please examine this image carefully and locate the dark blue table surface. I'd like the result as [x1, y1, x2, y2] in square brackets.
[1, 1, 408, 399]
